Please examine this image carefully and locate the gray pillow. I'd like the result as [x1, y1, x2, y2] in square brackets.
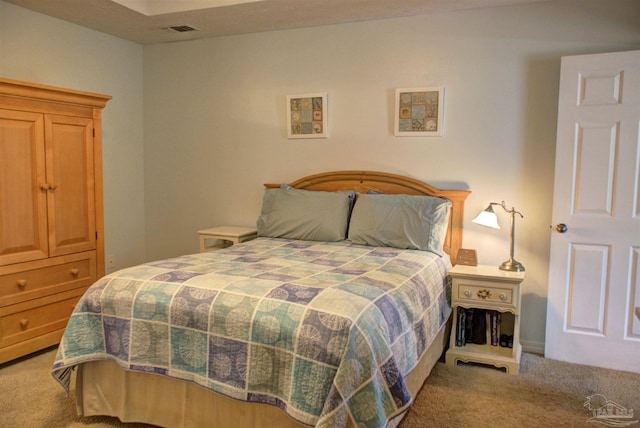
[257, 187, 355, 241]
[347, 193, 451, 255]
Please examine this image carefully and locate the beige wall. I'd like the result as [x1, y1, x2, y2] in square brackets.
[2, 0, 640, 350]
[143, 0, 639, 349]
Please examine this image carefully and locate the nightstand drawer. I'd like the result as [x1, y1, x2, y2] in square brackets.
[452, 276, 520, 313]
[457, 284, 513, 305]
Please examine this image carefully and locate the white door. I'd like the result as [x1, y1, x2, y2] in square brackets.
[545, 50, 640, 373]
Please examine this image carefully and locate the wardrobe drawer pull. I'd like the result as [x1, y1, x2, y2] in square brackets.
[17, 279, 28, 290]
[20, 319, 29, 330]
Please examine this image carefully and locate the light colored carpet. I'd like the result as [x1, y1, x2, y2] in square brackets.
[402, 353, 639, 427]
[1, 346, 638, 427]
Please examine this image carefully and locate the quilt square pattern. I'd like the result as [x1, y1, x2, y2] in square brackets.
[52, 238, 451, 428]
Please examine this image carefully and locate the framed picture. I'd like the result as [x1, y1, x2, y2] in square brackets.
[394, 87, 444, 136]
[287, 93, 327, 138]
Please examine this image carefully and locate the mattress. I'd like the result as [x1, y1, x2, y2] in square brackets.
[52, 237, 452, 428]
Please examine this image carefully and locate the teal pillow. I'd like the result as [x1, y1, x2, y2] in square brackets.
[257, 187, 355, 241]
[347, 193, 451, 255]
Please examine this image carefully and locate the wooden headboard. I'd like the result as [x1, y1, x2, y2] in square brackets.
[265, 170, 470, 263]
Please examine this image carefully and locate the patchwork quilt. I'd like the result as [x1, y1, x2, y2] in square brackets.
[52, 238, 451, 428]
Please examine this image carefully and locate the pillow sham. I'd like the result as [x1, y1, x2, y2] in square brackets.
[257, 187, 355, 241]
[347, 193, 452, 255]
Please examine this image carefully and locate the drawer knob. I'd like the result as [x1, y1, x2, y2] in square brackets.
[477, 289, 492, 299]
[70, 268, 80, 277]
[17, 279, 28, 290]
[20, 319, 29, 330]
[464, 290, 472, 298]
[499, 293, 507, 301]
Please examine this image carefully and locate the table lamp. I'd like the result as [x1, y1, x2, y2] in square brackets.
[472, 201, 525, 272]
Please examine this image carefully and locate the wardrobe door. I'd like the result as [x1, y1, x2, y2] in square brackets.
[44, 114, 96, 257]
[0, 109, 48, 266]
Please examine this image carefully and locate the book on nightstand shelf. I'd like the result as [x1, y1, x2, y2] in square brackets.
[454, 309, 510, 348]
[457, 308, 464, 346]
[490, 311, 500, 346]
[470, 309, 487, 345]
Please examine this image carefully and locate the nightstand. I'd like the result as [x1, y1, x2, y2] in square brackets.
[198, 226, 257, 252]
[445, 264, 525, 374]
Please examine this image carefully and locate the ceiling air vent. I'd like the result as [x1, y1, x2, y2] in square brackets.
[166, 25, 199, 33]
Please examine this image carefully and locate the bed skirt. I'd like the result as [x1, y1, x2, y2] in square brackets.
[74, 318, 450, 428]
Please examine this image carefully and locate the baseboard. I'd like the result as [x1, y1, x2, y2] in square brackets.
[521, 340, 544, 355]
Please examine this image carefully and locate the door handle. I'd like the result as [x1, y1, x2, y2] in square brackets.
[554, 223, 568, 233]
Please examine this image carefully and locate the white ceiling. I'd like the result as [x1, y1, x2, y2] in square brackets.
[111, 0, 266, 16]
[5, 0, 551, 45]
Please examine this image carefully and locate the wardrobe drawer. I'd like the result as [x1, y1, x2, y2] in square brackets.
[0, 252, 96, 307]
[0, 287, 86, 350]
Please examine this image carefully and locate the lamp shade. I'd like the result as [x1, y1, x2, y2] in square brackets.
[472, 205, 500, 229]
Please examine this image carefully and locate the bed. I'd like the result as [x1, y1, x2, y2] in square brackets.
[52, 170, 470, 428]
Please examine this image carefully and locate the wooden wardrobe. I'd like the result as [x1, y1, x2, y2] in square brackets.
[0, 78, 111, 363]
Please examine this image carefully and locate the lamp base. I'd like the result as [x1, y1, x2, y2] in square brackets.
[500, 259, 525, 272]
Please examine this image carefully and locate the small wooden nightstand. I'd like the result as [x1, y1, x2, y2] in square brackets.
[445, 264, 525, 374]
[198, 226, 257, 252]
